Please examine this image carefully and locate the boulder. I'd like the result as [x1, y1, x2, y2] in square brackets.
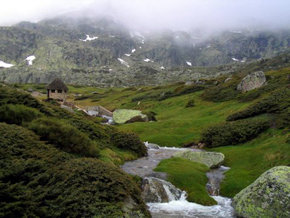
[174, 151, 224, 168]
[233, 166, 290, 218]
[237, 71, 266, 92]
[125, 115, 147, 124]
[113, 109, 147, 124]
[141, 177, 183, 203]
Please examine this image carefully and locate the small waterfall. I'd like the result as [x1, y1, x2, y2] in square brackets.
[206, 166, 231, 196]
[142, 177, 184, 203]
[122, 142, 236, 217]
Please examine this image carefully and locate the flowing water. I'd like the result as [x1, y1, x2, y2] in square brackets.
[121, 142, 236, 218]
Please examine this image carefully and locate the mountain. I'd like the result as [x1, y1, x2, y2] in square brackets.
[0, 16, 289, 86]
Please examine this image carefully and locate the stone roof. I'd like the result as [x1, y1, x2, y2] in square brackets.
[47, 78, 68, 92]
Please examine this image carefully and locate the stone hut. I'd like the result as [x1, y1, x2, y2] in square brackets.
[47, 78, 68, 101]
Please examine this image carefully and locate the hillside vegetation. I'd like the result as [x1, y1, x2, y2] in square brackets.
[69, 66, 289, 198]
[0, 84, 150, 217]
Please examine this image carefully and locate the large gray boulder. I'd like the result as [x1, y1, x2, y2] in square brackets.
[233, 166, 290, 218]
[174, 151, 224, 168]
[237, 71, 266, 92]
[141, 177, 183, 203]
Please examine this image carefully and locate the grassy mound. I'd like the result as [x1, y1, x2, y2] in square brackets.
[212, 129, 290, 197]
[154, 157, 217, 206]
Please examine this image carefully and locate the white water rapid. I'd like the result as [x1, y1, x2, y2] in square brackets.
[121, 142, 236, 218]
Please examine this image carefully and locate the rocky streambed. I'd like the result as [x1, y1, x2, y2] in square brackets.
[121, 142, 236, 218]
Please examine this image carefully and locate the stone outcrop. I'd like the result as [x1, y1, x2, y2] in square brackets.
[174, 151, 224, 168]
[141, 177, 183, 203]
[233, 166, 290, 218]
[113, 109, 148, 124]
[237, 71, 266, 92]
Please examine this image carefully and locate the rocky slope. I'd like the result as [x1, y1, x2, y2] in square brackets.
[0, 16, 289, 86]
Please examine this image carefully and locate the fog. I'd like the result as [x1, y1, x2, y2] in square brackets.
[1, 0, 290, 32]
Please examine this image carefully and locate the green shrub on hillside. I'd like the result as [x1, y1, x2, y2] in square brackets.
[227, 88, 290, 122]
[201, 78, 240, 102]
[186, 99, 195, 108]
[0, 86, 52, 115]
[0, 104, 42, 124]
[111, 132, 147, 157]
[28, 117, 100, 157]
[0, 123, 149, 217]
[201, 119, 270, 147]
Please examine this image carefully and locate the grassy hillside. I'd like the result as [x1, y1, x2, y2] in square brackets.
[68, 66, 289, 198]
[0, 84, 150, 217]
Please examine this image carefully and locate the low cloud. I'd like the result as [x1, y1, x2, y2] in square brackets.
[1, 0, 290, 32]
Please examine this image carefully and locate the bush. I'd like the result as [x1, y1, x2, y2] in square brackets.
[201, 79, 240, 102]
[0, 86, 51, 114]
[0, 104, 42, 125]
[111, 132, 147, 157]
[201, 119, 270, 147]
[0, 123, 149, 217]
[28, 117, 100, 157]
[186, 99, 195, 108]
[144, 111, 157, 121]
[227, 88, 290, 121]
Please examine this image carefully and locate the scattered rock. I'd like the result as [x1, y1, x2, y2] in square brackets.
[174, 151, 224, 168]
[237, 71, 266, 92]
[141, 177, 183, 203]
[224, 77, 232, 83]
[113, 109, 148, 124]
[233, 166, 290, 218]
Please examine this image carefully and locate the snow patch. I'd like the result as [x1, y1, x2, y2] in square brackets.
[125, 54, 131, 57]
[160, 66, 165, 70]
[131, 49, 136, 53]
[80, 35, 98, 42]
[144, 58, 151, 62]
[232, 58, 239, 62]
[0, 60, 13, 68]
[26, 55, 36, 65]
[118, 58, 130, 68]
[186, 61, 192, 66]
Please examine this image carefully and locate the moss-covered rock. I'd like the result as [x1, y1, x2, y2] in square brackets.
[113, 109, 147, 124]
[174, 151, 224, 168]
[237, 71, 267, 92]
[233, 166, 290, 218]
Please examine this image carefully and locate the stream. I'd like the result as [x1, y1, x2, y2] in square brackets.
[121, 142, 236, 218]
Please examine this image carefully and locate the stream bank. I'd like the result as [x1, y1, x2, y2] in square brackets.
[121, 142, 236, 218]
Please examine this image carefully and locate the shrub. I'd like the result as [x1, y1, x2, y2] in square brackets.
[201, 119, 270, 147]
[144, 111, 157, 121]
[0, 123, 149, 218]
[111, 132, 147, 157]
[28, 117, 100, 157]
[0, 104, 42, 125]
[0, 86, 51, 114]
[201, 79, 240, 102]
[227, 88, 290, 121]
[186, 99, 195, 108]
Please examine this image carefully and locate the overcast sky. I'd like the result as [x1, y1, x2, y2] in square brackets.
[1, 0, 290, 31]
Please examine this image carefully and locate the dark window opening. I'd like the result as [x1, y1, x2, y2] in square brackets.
[57, 90, 62, 93]
[51, 90, 55, 93]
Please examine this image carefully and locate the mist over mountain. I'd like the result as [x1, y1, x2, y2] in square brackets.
[0, 1, 290, 86]
[0, 15, 290, 86]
